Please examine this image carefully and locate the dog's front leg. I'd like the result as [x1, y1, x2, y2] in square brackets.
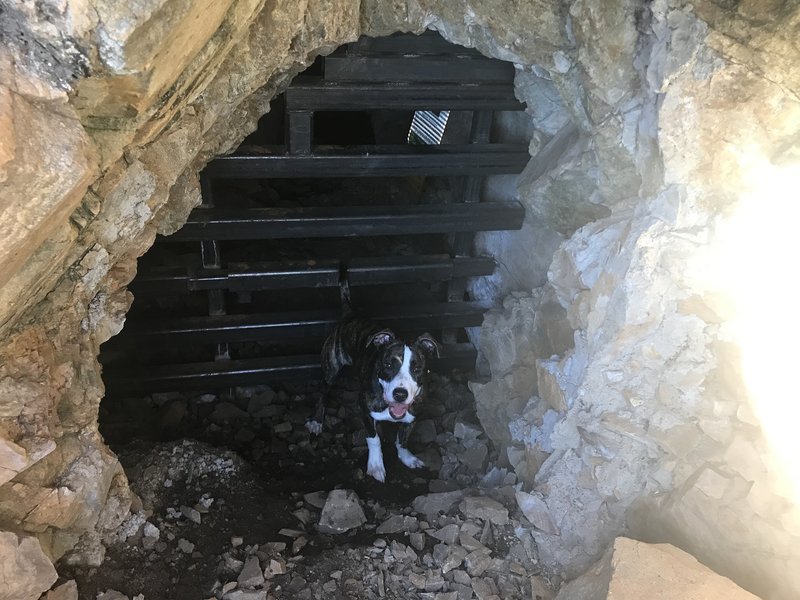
[365, 417, 386, 482]
[396, 422, 425, 469]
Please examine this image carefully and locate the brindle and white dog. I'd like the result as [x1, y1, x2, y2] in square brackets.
[305, 276, 438, 482]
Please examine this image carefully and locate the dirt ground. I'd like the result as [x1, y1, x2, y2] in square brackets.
[59, 373, 554, 600]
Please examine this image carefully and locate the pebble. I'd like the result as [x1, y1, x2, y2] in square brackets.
[178, 539, 195, 554]
[237, 555, 265, 588]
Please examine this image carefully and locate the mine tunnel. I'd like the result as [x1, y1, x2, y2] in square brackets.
[91, 32, 543, 597]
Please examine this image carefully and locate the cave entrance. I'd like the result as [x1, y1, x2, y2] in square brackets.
[88, 31, 542, 598]
[98, 30, 528, 444]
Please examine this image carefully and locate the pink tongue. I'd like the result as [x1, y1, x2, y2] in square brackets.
[389, 404, 407, 419]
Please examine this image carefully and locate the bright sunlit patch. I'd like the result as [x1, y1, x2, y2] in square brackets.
[710, 153, 800, 503]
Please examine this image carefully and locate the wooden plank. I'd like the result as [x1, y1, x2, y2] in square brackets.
[287, 111, 313, 155]
[130, 255, 496, 294]
[104, 302, 487, 346]
[103, 343, 477, 395]
[165, 202, 525, 241]
[203, 144, 530, 178]
[285, 80, 523, 111]
[323, 56, 515, 84]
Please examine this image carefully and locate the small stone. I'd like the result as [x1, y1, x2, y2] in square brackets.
[231, 536, 244, 548]
[303, 491, 328, 509]
[97, 591, 129, 600]
[222, 582, 238, 594]
[514, 491, 559, 535]
[434, 592, 457, 600]
[431, 524, 460, 545]
[412, 491, 464, 519]
[376, 515, 406, 534]
[292, 536, 307, 554]
[464, 551, 492, 577]
[452, 570, 471, 586]
[238, 556, 265, 588]
[442, 547, 468, 573]
[181, 505, 202, 525]
[322, 580, 338, 593]
[460, 443, 488, 471]
[425, 573, 446, 592]
[460, 497, 508, 525]
[458, 532, 485, 552]
[264, 558, 286, 579]
[318, 490, 366, 534]
[410, 573, 427, 589]
[409, 532, 426, 552]
[278, 529, 304, 538]
[178, 539, 195, 554]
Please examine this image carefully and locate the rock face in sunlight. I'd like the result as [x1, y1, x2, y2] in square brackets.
[0, 1, 799, 599]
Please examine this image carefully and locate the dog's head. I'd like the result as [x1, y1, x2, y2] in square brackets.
[368, 330, 439, 420]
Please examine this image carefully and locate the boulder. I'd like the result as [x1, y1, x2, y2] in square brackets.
[0, 532, 58, 600]
[554, 537, 760, 600]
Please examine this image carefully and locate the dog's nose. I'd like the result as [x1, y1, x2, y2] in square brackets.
[393, 388, 409, 402]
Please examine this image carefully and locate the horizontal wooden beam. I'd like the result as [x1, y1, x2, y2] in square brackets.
[323, 56, 515, 84]
[165, 202, 525, 241]
[103, 344, 477, 395]
[131, 255, 496, 294]
[285, 79, 523, 111]
[104, 302, 487, 347]
[203, 144, 530, 178]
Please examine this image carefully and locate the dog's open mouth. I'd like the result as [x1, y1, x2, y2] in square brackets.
[388, 403, 408, 419]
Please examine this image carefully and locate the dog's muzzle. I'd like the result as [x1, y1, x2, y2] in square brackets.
[388, 402, 409, 419]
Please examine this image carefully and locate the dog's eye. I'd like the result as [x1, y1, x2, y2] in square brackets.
[410, 360, 422, 374]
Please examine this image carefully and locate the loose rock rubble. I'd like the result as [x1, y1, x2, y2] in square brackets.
[64, 377, 558, 599]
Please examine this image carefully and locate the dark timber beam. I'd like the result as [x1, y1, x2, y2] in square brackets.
[285, 80, 524, 111]
[130, 256, 496, 294]
[103, 302, 487, 347]
[203, 144, 530, 179]
[103, 344, 477, 395]
[166, 202, 525, 241]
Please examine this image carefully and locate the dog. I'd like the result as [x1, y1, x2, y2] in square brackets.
[305, 271, 438, 482]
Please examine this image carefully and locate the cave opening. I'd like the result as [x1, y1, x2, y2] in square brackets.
[88, 31, 553, 599]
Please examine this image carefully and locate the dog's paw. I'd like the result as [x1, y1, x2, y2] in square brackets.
[305, 420, 322, 435]
[367, 458, 386, 483]
[397, 447, 426, 469]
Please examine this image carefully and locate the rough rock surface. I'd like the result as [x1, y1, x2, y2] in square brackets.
[0, 1, 799, 599]
[318, 490, 367, 534]
[0, 531, 58, 600]
[554, 537, 760, 600]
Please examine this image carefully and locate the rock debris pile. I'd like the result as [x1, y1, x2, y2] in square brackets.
[66, 377, 558, 600]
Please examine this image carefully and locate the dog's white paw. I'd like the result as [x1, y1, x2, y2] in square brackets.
[397, 446, 426, 469]
[305, 420, 322, 435]
[367, 457, 386, 482]
[366, 434, 386, 482]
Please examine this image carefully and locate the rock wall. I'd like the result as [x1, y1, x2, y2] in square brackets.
[0, 0, 799, 598]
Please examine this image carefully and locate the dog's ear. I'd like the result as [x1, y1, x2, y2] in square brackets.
[415, 333, 439, 358]
[367, 329, 395, 348]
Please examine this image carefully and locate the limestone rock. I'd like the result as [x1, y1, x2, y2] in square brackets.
[237, 555, 265, 588]
[43, 580, 79, 600]
[411, 491, 464, 520]
[554, 537, 759, 600]
[0, 531, 58, 600]
[460, 497, 509, 526]
[515, 491, 559, 535]
[318, 490, 366, 534]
